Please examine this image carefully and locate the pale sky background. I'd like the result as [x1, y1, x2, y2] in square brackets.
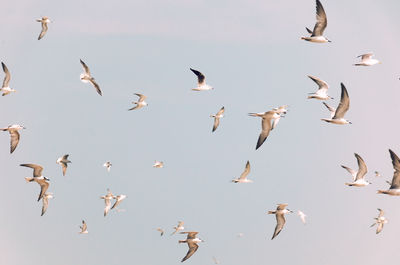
[1, 0, 400, 265]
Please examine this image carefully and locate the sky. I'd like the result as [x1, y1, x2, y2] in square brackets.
[1, 0, 400, 264]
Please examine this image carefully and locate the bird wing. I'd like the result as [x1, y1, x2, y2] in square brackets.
[128, 104, 141, 111]
[2, 62, 10, 87]
[238, 161, 250, 180]
[306, 27, 313, 34]
[135, 93, 146, 102]
[181, 241, 199, 262]
[308, 75, 328, 91]
[271, 213, 286, 240]
[377, 208, 384, 218]
[212, 117, 220, 132]
[38, 22, 48, 40]
[80, 59, 91, 75]
[9, 130, 20, 154]
[271, 116, 281, 130]
[190, 68, 205, 85]
[376, 222, 384, 234]
[358, 53, 373, 61]
[60, 162, 68, 176]
[41, 196, 49, 216]
[37, 179, 49, 201]
[20, 163, 43, 178]
[81, 220, 87, 231]
[111, 197, 124, 209]
[89, 79, 102, 96]
[256, 115, 273, 150]
[322, 102, 336, 118]
[389, 149, 400, 189]
[354, 153, 367, 180]
[216, 106, 225, 116]
[277, 203, 288, 210]
[333, 83, 350, 119]
[341, 165, 357, 181]
[311, 0, 328, 36]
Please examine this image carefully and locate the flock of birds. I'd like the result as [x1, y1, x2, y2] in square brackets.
[1, 0, 396, 263]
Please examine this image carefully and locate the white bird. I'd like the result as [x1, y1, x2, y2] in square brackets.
[129, 93, 148, 110]
[232, 161, 252, 183]
[297, 211, 307, 224]
[157, 227, 165, 236]
[153, 161, 164, 168]
[20, 164, 50, 201]
[370, 208, 387, 234]
[267, 203, 293, 240]
[103, 161, 112, 172]
[80, 59, 102, 96]
[41, 192, 54, 216]
[179, 231, 204, 262]
[378, 149, 400, 196]
[301, 0, 331, 43]
[210, 106, 224, 132]
[354, 53, 381, 66]
[307, 75, 332, 100]
[100, 189, 114, 217]
[249, 110, 280, 150]
[1, 124, 25, 153]
[111, 194, 127, 210]
[271, 105, 288, 130]
[171, 221, 184, 235]
[321, 83, 351, 125]
[36, 16, 51, 40]
[79, 220, 88, 234]
[342, 153, 371, 187]
[56, 154, 71, 176]
[0, 62, 16, 96]
[190, 68, 213, 91]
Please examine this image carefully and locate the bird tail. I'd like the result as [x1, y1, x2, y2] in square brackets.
[179, 240, 187, 244]
[267, 211, 275, 214]
[377, 190, 385, 194]
[25, 177, 34, 182]
[345, 182, 353, 186]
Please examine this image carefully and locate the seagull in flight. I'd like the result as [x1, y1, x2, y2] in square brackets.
[80, 59, 102, 96]
[153, 161, 164, 168]
[301, 0, 331, 43]
[297, 211, 307, 224]
[307, 75, 332, 100]
[100, 189, 114, 217]
[210, 106, 224, 132]
[0, 62, 16, 96]
[267, 203, 293, 240]
[129, 93, 148, 110]
[354, 53, 381, 66]
[375, 171, 382, 177]
[20, 163, 50, 201]
[79, 220, 88, 234]
[378, 149, 400, 196]
[370, 208, 387, 234]
[1, 124, 25, 153]
[321, 83, 351, 125]
[342, 153, 371, 187]
[171, 221, 184, 235]
[41, 192, 54, 216]
[249, 110, 280, 150]
[232, 161, 252, 183]
[103, 161, 112, 172]
[56, 154, 71, 176]
[190, 68, 213, 91]
[179, 231, 203, 262]
[36, 16, 51, 40]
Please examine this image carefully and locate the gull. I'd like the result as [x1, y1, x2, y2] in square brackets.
[307, 75, 332, 100]
[375, 171, 383, 178]
[36, 16, 51, 40]
[378, 149, 400, 196]
[153, 161, 164, 168]
[171, 221, 184, 235]
[179, 231, 203, 262]
[41, 192, 54, 216]
[103, 161, 112, 172]
[0, 62, 16, 96]
[129, 93, 148, 110]
[100, 189, 114, 217]
[297, 211, 307, 224]
[267, 203, 293, 240]
[342, 153, 371, 187]
[20, 164, 50, 201]
[190, 68, 213, 91]
[111, 194, 127, 210]
[212, 256, 220, 264]
[80, 59, 102, 96]
[232, 161, 252, 183]
[157, 227, 165, 236]
[370, 208, 387, 234]
[321, 83, 351, 125]
[79, 220, 88, 234]
[210, 106, 224, 132]
[248, 110, 280, 150]
[56, 154, 71, 176]
[271, 105, 288, 130]
[1, 124, 25, 153]
[354, 53, 381, 66]
[301, 0, 331, 43]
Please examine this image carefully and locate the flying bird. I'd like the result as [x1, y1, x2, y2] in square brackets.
[157, 227, 165, 236]
[378, 149, 400, 196]
[248, 110, 280, 150]
[370, 208, 387, 234]
[129, 93, 148, 110]
[100, 189, 114, 217]
[321, 83, 351, 125]
[375, 171, 382, 177]
[267, 203, 293, 240]
[210, 106, 224, 132]
[307, 75, 332, 100]
[179, 231, 203, 262]
[342, 153, 371, 187]
[0, 62, 16, 96]
[153, 161, 164, 168]
[354, 53, 381, 66]
[1, 124, 25, 153]
[41, 192, 54, 216]
[301, 0, 330, 43]
[190, 68, 213, 91]
[103, 161, 112, 172]
[232, 160, 252, 183]
[79, 220, 88, 234]
[297, 211, 307, 224]
[111, 194, 127, 210]
[56, 154, 71, 176]
[36, 16, 51, 40]
[20, 163, 50, 201]
[80, 59, 102, 96]
[171, 221, 184, 235]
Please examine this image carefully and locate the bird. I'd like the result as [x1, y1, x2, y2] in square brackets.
[342, 153, 371, 187]
[157, 227, 165, 236]
[321, 83, 351, 125]
[79, 59, 102, 96]
[297, 211, 307, 224]
[111, 194, 127, 210]
[103, 161, 112, 172]
[248, 110, 280, 149]
[212, 256, 220, 264]
[36, 16, 51, 40]
[171, 221, 184, 235]
[267, 203, 293, 240]
[0, 62, 16, 96]
[190, 68, 213, 91]
[232, 161, 252, 183]
[370, 208, 387, 234]
[301, 0, 330, 43]
[375, 171, 382, 177]
[153, 161, 164, 168]
[210, 106, 224, 132]
[129, 93, 148, 110]
[20, 164, 50, 201]
[271, 105, 288, 130]
[354, 53, 381, 66]
[307, 75, 332, 100]
[79, 220, 88, 234]
[1, 124, 25, 153]
[179, 231, 203, 262]
[100, 189, 114, 217]
[378, 149, 400, 196]
[56, 154, 71, 176]
[41, 192, 54, 216]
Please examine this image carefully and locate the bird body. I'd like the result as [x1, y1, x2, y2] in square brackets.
[342, 153, 370, 187]
[79, 220, 88, 234]
[80, 59, 102, 96]
[56, 154, 71, 176]
[37, 16, 51, 40]
[210, 106, 224, 132]
[268, 203, 292, 240]
[190, 68, 213, 91]
[1, 124, 25, 153]
[354, 53, 381, 66]
[129, 93, 148, 110]
[301, 0, 330, 43]
[232, 161, 252, 183]
[307, 75, 332, 100]
[370, 209, 387, 234]
[179, 231, 203, 262]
